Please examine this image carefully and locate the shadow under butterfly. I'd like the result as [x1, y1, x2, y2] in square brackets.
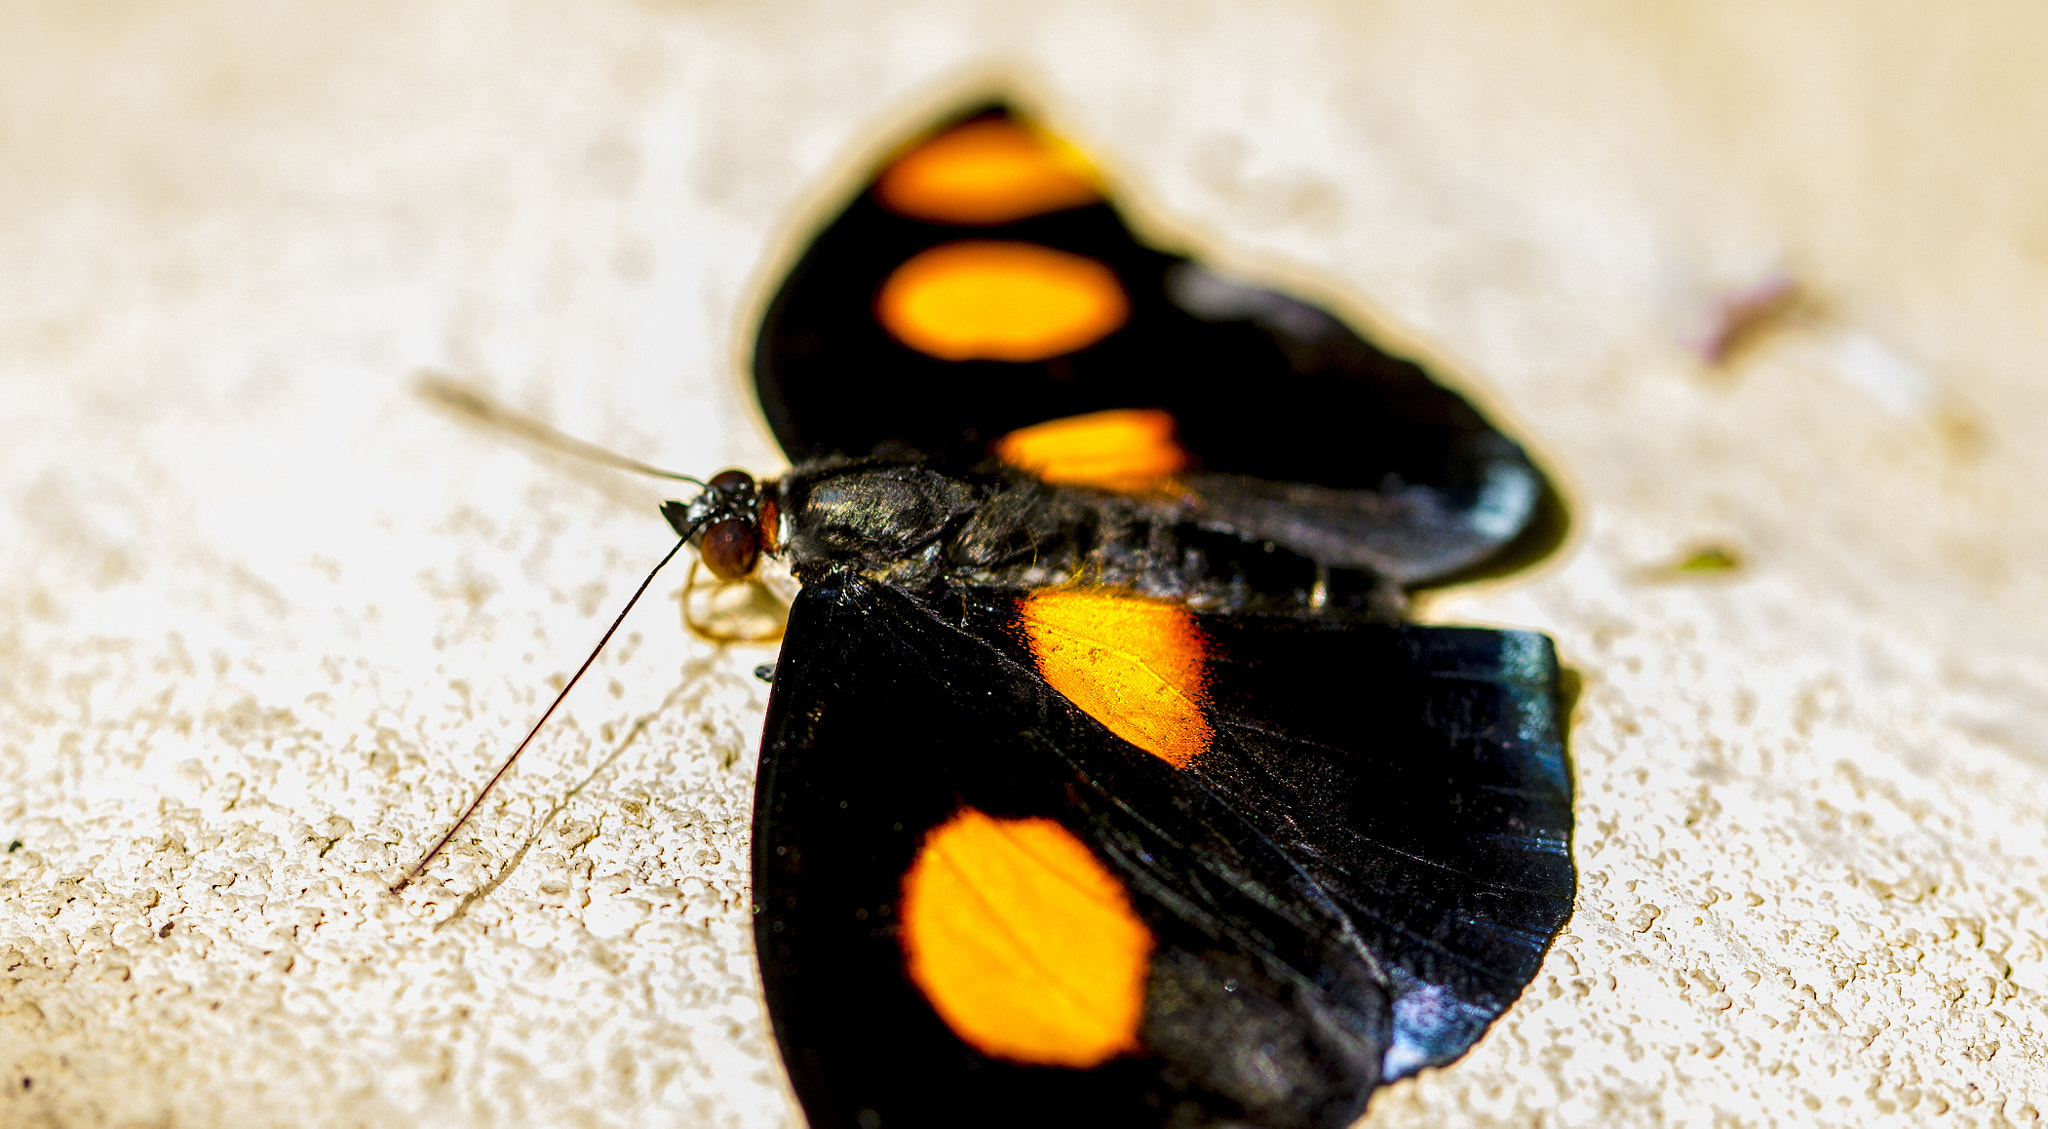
[420, 102, 1578, 1129]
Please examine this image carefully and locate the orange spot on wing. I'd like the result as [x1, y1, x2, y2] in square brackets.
[994, 409, 1191, 491]
[875, 118, 1102, 224]
[877, 242, 1129, 363]
[1018, 589, 1213, 769]
[900, 808, 1152, 1068]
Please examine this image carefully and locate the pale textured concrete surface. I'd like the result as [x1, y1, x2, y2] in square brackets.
[5, 2, 2048, 1126]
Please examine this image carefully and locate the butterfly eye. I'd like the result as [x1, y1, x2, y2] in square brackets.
[709, 468, 756, 495]
[700, 517, 762, 580]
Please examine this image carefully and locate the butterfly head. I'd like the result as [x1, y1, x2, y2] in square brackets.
[661, 468, 780, 582]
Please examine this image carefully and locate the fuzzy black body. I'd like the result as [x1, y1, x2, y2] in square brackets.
[771, 458, 1400, 618]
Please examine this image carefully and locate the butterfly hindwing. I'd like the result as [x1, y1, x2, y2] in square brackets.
[753, 104, 1563, 585]
[752, 577, 1573, 1129]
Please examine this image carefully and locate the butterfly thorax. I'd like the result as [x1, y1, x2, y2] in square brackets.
[766, 457, 1402, 618]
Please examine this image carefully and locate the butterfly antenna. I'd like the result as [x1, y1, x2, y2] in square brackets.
[417, 373, 708, 488]
[391, 533, 693, 895]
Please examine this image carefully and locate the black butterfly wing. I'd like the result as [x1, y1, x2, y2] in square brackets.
[753, 104, 1563, 585]
[752, 574, 1574, 1129]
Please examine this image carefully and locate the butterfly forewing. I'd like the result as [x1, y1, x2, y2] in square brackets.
[754, 104, 1563, 586]
[753, 578, 1572, 1128]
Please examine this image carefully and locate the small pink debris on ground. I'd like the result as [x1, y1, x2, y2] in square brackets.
[1685, 272, 1800, 364]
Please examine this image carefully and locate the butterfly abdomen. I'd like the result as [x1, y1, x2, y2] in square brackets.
[775, 458, 1399, 615]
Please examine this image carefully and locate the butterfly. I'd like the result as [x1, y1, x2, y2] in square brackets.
[409, 100, 1575, 1129]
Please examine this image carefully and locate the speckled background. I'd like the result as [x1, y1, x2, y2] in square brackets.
[5, 2, 2048, 1126]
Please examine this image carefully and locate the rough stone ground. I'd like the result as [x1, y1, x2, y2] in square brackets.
[4, 2, 2048, 1126]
